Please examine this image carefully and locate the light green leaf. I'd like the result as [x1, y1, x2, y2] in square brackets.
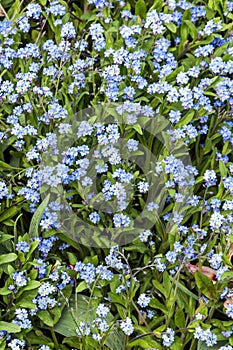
[20, 280, 41, 292]
[175, 309, 186, 329]
[37, 310, 54, 327]
[219, 160, 228, 177]
[135, 0, 147, 19]
[165, 22, 177, 33]
[28, 194, 50, 238]
[0, 321, 21, 333]
[131, 124, 143, 135]
[0, 253, 17, 266]
[0, 160, 21, 170]
[184, 20, 198, 40]
[128, 336, 162, 349]
[76, 281, 88, 293]
[67, 252, 77, 265]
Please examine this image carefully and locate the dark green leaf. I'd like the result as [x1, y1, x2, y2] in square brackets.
[55, 294, 125, 350]
[194, 271, 217, 299]
[0, 206, 22, 223]
[198, 340, 228, 350]
[150, 298, 168, 314]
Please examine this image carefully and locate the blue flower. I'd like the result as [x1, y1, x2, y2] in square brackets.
[0, 180, 10, 199]
[194, 326, 217, 347]
[26, 3, 42, 19]
[89, 212, 100, 224]
[8, 339, 26, 349]
[137, 181, 149, 193]
[46, 1, 66, 16]
[113, 213, 131, 227]
[120, 317, 134, 335]
[96, 303, 110, 318]
[162, 328, 175, 347]
[203, 170, 217, 187]
[12, 271, 27, 287]
[138, 293, 151, 308]
[61, 22, 76, 39]
[16, 241, 30, 253]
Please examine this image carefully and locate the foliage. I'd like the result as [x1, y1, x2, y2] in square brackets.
[1, 0, 233, 349]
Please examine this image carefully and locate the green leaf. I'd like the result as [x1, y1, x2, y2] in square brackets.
[0, 234, 14, 244]
[0, 286, 12, 295]
[135, 0, 147, 19]
[175, 309, 186, 329]
[108, 292, 127, 307]
[150, 298, 168, 314]
[152, 279, 169, 298]
[219, 160, 228, 177]
[0, 160, 20, 170]
[194, 271, 216, 299]
[128, 336, 162, 349]
[0, 321, 21, 333]
[50, 306, 62, 324]
[37, 310, 54, 327]
[7, 0, 20, 18]
[171, 337, 184, 350]
[105, 329, 126, 350]
[184, 20, 198, 40]
[0, 341, 6, 350]
[177, 110, 195, 128]
[0, 253, 17, 265]
[28, 194, 50, 238]
[31, 29, 40, 41]
[67, 252, 77, 265]
[27, 239, 40, 259]
[63, 337, 81, 348]
[54, 294, 93, 337]
[20, 280, 41, 292]
[180, 22, 189, 43]
[81, 11, 97, 21]
[0, 206, 21, 223]
[198, 340, 228, 350]
[208, 0, 226, 14]
[76, 281, 88, 293]
[129, 123, 143, 135]
[206, 6, 215, 19]
[55, 294, 125, 350]
[165, 22, 177, 33]
[16, 300, 36, 308]
[149, 0, 162, 12]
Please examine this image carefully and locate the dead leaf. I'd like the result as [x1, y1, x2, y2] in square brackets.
[224, 298, 233, 308]
[186, 263, 217, 283]
[228, 244, 233, 263]
[0, 5, 5, 17]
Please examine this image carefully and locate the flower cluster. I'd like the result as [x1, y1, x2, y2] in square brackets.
[1, 0, 233, 348]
